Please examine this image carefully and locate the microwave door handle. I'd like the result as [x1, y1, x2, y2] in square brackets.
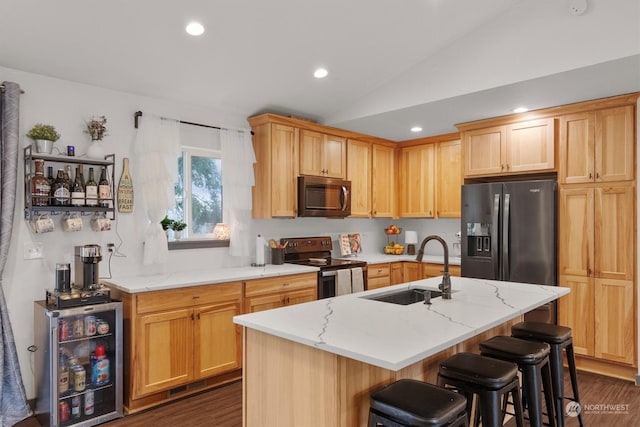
[340, 186, 349, 211]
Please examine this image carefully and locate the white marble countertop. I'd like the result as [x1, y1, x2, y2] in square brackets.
[347, 253, 461, 265]
[234, 276, 569, 371]
[103, 264, 319, 293]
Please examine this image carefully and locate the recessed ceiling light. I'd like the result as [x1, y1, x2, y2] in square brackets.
[186, 22, 205, 36]
[313, 68, 328, 79]
[513, 106, 529, 113]
[410, 126, 423, 132]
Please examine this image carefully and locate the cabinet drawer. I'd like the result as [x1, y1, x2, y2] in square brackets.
[135, 282, 242, 314]
[368, 276, 391, 290]
[244, 273, 317, 298]
[368, 263, 390, 278]
[422, 263, 460, 278]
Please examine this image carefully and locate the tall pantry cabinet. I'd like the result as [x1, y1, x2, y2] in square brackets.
[557, 95, 638, 377]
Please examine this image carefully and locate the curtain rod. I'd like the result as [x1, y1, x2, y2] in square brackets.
[134, 110, 252, 134]
[0, 84, 25, 94]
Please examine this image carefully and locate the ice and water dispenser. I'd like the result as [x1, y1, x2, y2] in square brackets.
[466, 223, 491, 257]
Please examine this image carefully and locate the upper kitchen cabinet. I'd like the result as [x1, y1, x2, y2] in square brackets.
[460, 117, 555, 178]
[299, 129, 346, 178]
[346, 139, 372, 217]
[559, 105, 635, 184]
[249, 118, 299, 218]
[371, 143, 396, 218]
[399, 143, 435, 217]
[397, 134, 461, 218]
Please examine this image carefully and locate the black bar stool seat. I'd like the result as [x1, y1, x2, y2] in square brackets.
[438, 352, 524, 427]
[369, 379, 468, 427]
[480, 336, 556, 427]
[512, 321, 584, 427]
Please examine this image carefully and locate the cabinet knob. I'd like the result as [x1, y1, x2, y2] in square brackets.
[589, 172, 593, 179]
[596, 172, 600, 180]
[501, 164, 505, 170]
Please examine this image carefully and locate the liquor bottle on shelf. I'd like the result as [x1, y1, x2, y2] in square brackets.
[46, 165, 54, 187]
[51, 169, 71, 206]
[98, 167, 111, 208]
[85, 167, 98, 207]
[31, 159, 51, 207]
[71, 167, 86, 207]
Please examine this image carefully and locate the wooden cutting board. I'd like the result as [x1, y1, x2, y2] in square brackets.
[117, 157, 134, 213]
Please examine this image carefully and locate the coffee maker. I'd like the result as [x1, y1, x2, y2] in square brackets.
[74, 244, 102, 290]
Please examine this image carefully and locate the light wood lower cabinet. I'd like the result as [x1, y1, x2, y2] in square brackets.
[109, 281, 243, 413]
[367, 263, 391, 289]
[403, 262, 420, 283]
[244, 273, 317, 313]
[421, 263, 461, 278]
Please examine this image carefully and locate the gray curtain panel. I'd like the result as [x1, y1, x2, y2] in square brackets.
[0, 82, 31, 426]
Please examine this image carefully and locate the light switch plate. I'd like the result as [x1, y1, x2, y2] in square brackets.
[24, 242, 44, 259]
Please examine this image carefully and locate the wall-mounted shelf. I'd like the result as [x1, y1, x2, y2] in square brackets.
[24, 146, 116, 221]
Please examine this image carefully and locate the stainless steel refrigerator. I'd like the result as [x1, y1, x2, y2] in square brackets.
[461, 179, 557, 323]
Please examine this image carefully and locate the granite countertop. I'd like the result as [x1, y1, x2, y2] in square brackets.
[234, 277, 569, 371]
[347, 253, 461, 265]
[103, 264, 319, 293]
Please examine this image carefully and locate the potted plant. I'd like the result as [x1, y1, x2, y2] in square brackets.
[161, 216, 174, 238]
[171, 220, 187, 240]
[27, 123, 61, 154]
[85, 115, 108, 159]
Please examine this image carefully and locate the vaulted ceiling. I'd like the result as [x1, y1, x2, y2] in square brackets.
[1, 0, 638, 140]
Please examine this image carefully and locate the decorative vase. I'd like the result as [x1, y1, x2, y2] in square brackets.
[87, 139, 105, 160]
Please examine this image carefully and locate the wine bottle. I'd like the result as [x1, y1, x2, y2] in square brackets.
[46, 166, 54, 187]
[51, 169, 71, 206]
[98, 167, 111, 208]
[31, 159, 51, 206]
[71, 167, 86, 206]
[85, 168, 98, 207]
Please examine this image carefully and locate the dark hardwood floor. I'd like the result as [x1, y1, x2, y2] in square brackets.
[16, 371, 639, 426]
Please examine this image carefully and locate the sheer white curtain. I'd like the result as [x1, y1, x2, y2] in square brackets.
[133, 116, 180, 265]
[221, 129, 255, 257]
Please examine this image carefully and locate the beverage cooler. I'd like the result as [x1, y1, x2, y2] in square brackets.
[34, 301, 123, 427]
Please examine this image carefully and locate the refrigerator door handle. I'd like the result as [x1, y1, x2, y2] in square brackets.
[502, 193, 511, 280]
[492, 194, 500, 280]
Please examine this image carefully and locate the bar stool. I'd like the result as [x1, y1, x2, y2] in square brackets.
[369, 379, 468, 427]
[437, 352, 524, 427]
[512, 321, 584, 427]
[479, 336, 556, 427]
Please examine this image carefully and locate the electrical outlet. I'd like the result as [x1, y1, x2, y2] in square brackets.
[24, 242, 44, 259]
[107, 243, 115, 252]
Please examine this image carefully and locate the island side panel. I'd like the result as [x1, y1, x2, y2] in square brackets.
[243, 328, 339, 427]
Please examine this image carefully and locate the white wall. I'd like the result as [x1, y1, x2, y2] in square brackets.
[1, 66, 459, 398]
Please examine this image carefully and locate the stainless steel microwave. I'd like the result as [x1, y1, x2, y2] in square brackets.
[298, 176, 351, 217]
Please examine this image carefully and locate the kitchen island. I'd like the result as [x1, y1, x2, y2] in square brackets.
[234, 276, 569, 427]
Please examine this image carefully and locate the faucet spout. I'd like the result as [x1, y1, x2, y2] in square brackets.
[415, 235, 452, 299]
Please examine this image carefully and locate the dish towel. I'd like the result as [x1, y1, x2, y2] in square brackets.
[351, 267, 364, 293]
[337, 269, 352, 296]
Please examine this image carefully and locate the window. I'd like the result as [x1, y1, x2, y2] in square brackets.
[167, 125, 228, 248]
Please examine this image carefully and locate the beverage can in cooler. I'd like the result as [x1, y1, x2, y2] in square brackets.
[73, 365, 86, 392]
[84, 315, 97, 336]
[84, 389, 95, 415]
[59, 401, 70, 422]
[59, 319, 70, 341]
[73, 316, 84, 338]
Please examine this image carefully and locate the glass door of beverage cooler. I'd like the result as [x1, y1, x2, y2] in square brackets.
[34, 301, 123, 427]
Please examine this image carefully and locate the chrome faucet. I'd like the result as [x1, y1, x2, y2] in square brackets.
[416, 235, 452, 299]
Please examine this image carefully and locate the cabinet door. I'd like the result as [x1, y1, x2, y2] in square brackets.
[270, 124, 298, 217]
[134, 309, 194, 397]
[558, 188, 594, 277]
[299, 129, 324, 176]
[596, 105, 635, 182]
[346, 140, 371, 217]
[390, 262, 404, 285]
[399, 144, 435, 217]
[372, 144, 395, 217]
[323, 134, 347, 178]
[559, 112, 595, 184]
[594, 278, 634, 364]
[463, 126, 505, 177]
[368, 263, 391, 289]
[194, 301, 242, 380]
[594, 186, 634, 280]
[436, 139, 461, 218]
[403, 262, 420, 283]
[505, 118, 555, 173]
[244, 294, 286, 313]
[558, 275, 594, 356]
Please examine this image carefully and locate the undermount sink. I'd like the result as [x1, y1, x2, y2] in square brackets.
[363, 288, 442, 305]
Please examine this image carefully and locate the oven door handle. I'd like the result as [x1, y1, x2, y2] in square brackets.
[321, 270, 338, 277]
